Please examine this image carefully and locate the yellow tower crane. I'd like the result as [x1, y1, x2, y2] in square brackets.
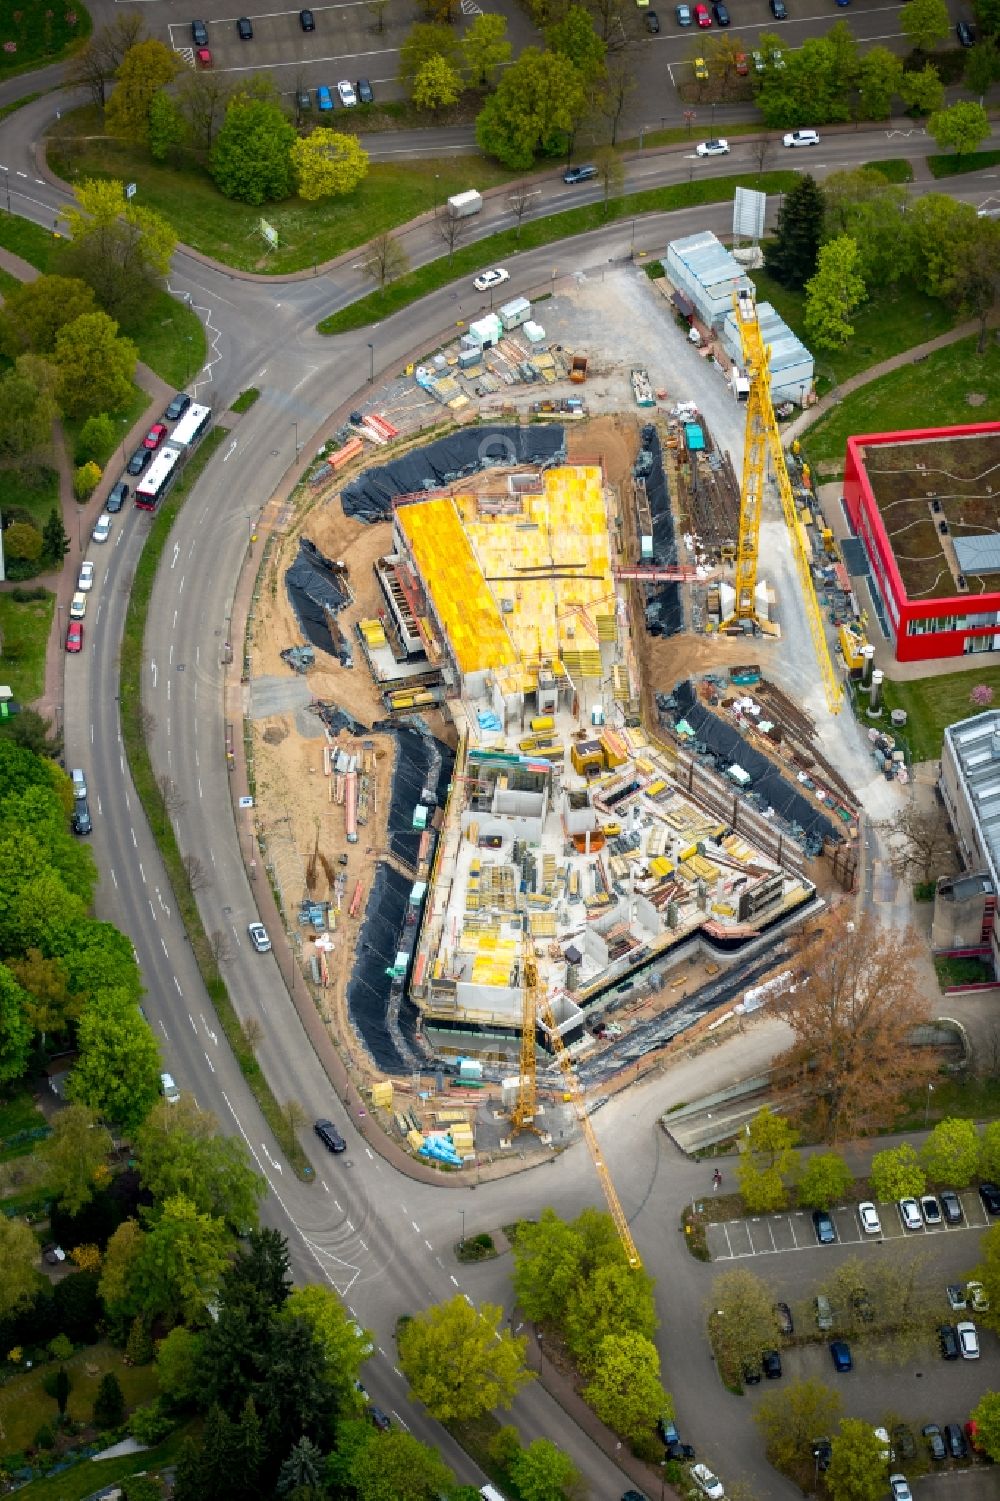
[513, 935, 641, 1269]
[722, 289, 844, 716]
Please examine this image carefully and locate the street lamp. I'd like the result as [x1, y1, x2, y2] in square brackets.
[459, 1209, 465, 1248]
[293, 420, 300, 454]
[0, 165, 9, 213]
[367, 342, 374, 384]
[925, 1081, 934, 1127]
[433, 172, 440, 214]
[120, 418, 129, 466]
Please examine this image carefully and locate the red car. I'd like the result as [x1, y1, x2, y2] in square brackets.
[66, 621, 83, 653]
[143, 422, 168, 449]
[695, 3, 712, 22]
[734, 49, 749, 73]
[196, 46, 213, 66]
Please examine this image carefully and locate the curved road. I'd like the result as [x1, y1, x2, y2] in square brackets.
[5, 84, 1000, 1496]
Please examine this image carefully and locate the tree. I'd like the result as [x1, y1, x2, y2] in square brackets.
[875, 802, 954, 884]
[899, 62, 944, 115]
[828, 1418, 889, 1501]
[285, 1285, 370, 1399]
[755, 1378, 844, 1476]
[461, 13, 511, 87]
[136, 1096, 265, 1228]
[362, 232, 409, 294]
[763, 173, 824, 289]
[973, 1224, 1000, 1332]
[231, 1396, 264, 1500]
[920, 1117, 980, 1186]
[0, 355, 59, 463]
[399, 23, 461, 91]
[546, 5, 607, 86]
[870, 1144, 925, 1202]
[906, 192, 980, 298]
[366, 0, 390, 33]
[93, 1370, 126, 1429]
[398, 1295, 531, 1422]
[74, 461, 102, 500]
[76, 413, 115, 463]
[928, 100, 990, 157]
[564, 1260, 658, 1368]
[3, 521, 43, 563]
[805, 235, 866, 351]
[6, 945, 73, 1038]
[133, 1193, 231, 1324]
[348, 1428, 456, 1501]
[277, 1435, 323, 1496]
[475, 49, 587, 169]
[900, 0, 950, 50]
[599, 55, 637, 146]
[512, 1207, 585, 1324]
[105, 40, 184, 143]
[40, 1102, 113, 1215]
[0, 275, 98, 360]
[99, 1219, 146, 1323]
[506, 182, 533, 241]
[435, 205, 468, 261]
[737, 1110, 799, 1212]
[291, 129, 369, 201]
[175, 69, 235, 152]
[53, 1364, 71, 1417]
[755, 30, 856, 127]
[53, 310, 137, 419]
[774, 911, 934, 1141]
[594, 145, 625, 217]
[982, 1121, 1000, 1181]
[857, 45, 903, 117]
[821, 167, 909, 285]
[155, 1325, 204, 1409]
[796, 1152, 853, 1210]
[0, 1215, 42, 1318]
[125, 1314, 154, 1366]
[413, 54, 463, 111]
[969, 1391, 1000, 1462]
[953, 218, 1000, 352]
[709, 1268, 781, 1383]
[510, 1438, 582, 1501]
[64, 12, 147, 108]
[148, 90, 189, 164]
[582, 1331, 670, 1442]
[0, 963, 32, 1085]
[210, 99, 296, 205]
[68, 988, 161, 1133]
[965, 37, 1000, 96]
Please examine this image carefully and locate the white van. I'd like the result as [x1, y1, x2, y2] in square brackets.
[71, 768, 87, 801]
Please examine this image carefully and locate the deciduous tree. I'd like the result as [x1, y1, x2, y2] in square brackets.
[874, 802, 954, 883]
[68, 988, 161, 1132]
[564, 1259, 658, 1367]
[475, 49, 586, 169]
[399, 23, 461, 91]
[347, 1427, 456, 1501]
[62, 179, 176, 322]
[291, 129, 369, 200]
[969, 1391, 1000, 1461]
[460, 12, 511, 87]
[582, 1330, 671, 1442]
[210, 99, 296, 205]
[155, 1325, 204, 1409]
[709, 1268, 781, 1384]
[135, 1095, 265, 1228]
[821, 167, 909, 285]
[973, 1224, 1000, 1334]
[105, 39, 184, 143]
[898, 62, 944, 115]
[928, 99, 990, 157]
[805, 234, 866, 350]
[362, 232, 409, 295]
[510, 1438, 582, 1501]
[0, 355, 59, 462]
[0, 1214, 42, 1318]
[412, 54, 463, 111]
[764, 172, 824, 289]
[99, 1218, 146, 1324]
[828, 1418, 889, 1501]
[869, 1144, 925, 1202]
[951, 216, 1000, 353]
[133, 1193, 231, 1324]
[900, 0, 950, 51]
[512, 1207, 585, 1324]
[175, 69, 235, 152]
[0, 963, 32, 1085]
[920, 1116, 980, 1186]
[774, 910, 933, 1140]
[148, 90, 188, 163]
[40, 1102, 113, 1215]
[594, 145, 625, 217]
[545, 4, 607, 86]
[0, 275, 97, 359]
[398, 1295, 531, 1421]
[599, 55, 637, 146]
[796, 1152, 853, 1210]
[754, 1378, 844, 1477]
[857, 45, 904, 117]
[65, 12, 147, 109]
[965, 37, 1000, 95]
[285, 1284, 371, 1398]
[738, 1109, 799, 1211]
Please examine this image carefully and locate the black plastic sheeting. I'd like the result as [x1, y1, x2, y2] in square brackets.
[637, 425, 683, 638]
[660, 680, 837, 850]
[346, 861, 422, 1074]
[341, 425, 567, 523]
[374, 719, 455, 872]
[286, 538, 352, 664]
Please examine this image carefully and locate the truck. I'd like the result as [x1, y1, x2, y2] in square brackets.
[448, 189, 482, 218]
[569, 353, 588, 382]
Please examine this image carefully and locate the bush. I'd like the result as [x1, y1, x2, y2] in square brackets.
[76, 414, 115, 465]
[48, 1333, 73, 1362]
[73, 461, 102, 501]
[129, 1399, 174, 1445]
[93, 1370, 126, 1429]
[10, 586, 49, 602]
[4, 522, 43, 561]
[34, 1423, 56, 1450]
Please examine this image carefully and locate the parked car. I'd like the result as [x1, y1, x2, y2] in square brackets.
[769, 0, 787, 14]
[874, 1428, 891, 1463]
[694, 2, 712, 22]
[938, 1324, 959, 1360]
[667, 1441, 696, 1461]
[563, 164, 598, 183]
[775, 1302, 793, 1336]
[957, 18, 975, 44]
[691, 1465, 724, 1499]
[762, 1349, 782, 1379]
[693, 56, 709, 78]
[980, 1181, 1000, 1215]
[734, 50, 749, 73]
[968, 1280, 989, 1312]
[812, 1439, 832, 1473]
[851, 1290, 875, 1325]
[106, 480, 128, 512]
[71, 796, 91, 832]
[898, 1197, 923, 1231]
[891, 1426, 917, 1463]
[65, 620, 83, 653]
[889, 1476, 912, 1501]
[191, 18, 209, 45]
[858, 1201, 881, 1235]
[956, 1320, 979, 1359]
[70, 591, 87, 620]
[923, 1425, 946, 1461]
[696, 139, 730, 156]
[944, 1424, 967, 1459]
[830, 1341, 852, 1372]
[965, 1420, 986, 1454]
[812, 1209, 836, 1244]
[237, 16, 254, 38]
[92, 513, 112, 543]
[165, 391, 191, 421]
[368, 1406, 391, 1432]
[920, 1195, 942, 1226]
[144, 422, 168, 449]
[815, 1295, 833, 1330]
[783, 129, 819, 147]
[712, 0, 729, 21]
[646, 8, 661, 28]
[675, 2, 692, 19]
[317, 84, 333, 110]
[751, 48, 766, 70]
[357, 77, 374, 102]
[337, 79, 357, 106]
[771, 48, 786, 67]
[946, 1284, 967, 1311]
[940, 1190, 964, 1225]
[126, 446, 150, 476]
[296, 88, 312, 111]
[160, 1071, 180, 1103]
[248, 921, 271, 952]
[78, 561, 95, 592]
[315, 1118, 346, 1153]
[473, 268, 510, 292]
[196, 47, 213, 66]
[300, 7, 316, 28]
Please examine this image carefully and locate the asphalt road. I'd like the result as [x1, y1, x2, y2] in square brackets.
[6, 74, 1000, 1500]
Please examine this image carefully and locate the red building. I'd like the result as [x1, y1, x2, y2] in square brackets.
[841, 421, 1000, 664]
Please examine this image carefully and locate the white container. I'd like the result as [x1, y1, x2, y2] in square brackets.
[448, 190, 482, 218]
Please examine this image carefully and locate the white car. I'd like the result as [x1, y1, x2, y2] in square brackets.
[92, 512, 112, 543]
[890, 1476, 912, 1501]
[337, 79, 357, 106]
[696, 138, 730, 156]
[78, 561, 95, 592]
[351, 1321, 375, 1357]
[968, 1280, 990, 1312]
[248, 921, 272, 952]
[160, 1071, 180, 1103]
[957, 1320, 980, 1358]
[858, 1201, 881, 1235]
[473, 268, 510, 292]
[69, 591, 87, 620]
[783, 128, 818, 147]
[898, 1196, 923, 1231]
[691, 1464, 725, 1500]
[946, 1283, 968, 1311]
[874, 1427, 891, 1462]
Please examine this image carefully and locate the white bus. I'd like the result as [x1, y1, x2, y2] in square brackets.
[170, 401, 211, 448]
[135, 445, 182, 511]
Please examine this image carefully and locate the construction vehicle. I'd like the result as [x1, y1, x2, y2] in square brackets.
[512, 935, 641, 1269]
[721, 289, 843, 716]
[569, 354, 588, 383]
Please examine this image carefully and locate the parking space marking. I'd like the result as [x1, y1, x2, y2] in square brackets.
[708, 1196, 998, 1260]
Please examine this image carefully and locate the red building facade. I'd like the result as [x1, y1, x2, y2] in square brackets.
[842, 422, 1000, 664]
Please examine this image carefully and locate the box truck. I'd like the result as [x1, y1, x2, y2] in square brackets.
[448, 190, 483, 218]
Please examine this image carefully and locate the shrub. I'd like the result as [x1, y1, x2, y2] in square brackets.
[93, 1370, 126, 1429]
[34, 1423, 56, 1450]
[4, 522, 43, 561]
[73, 461, 102, 501]
[75, 413, 115, 465]
[48, 1333, 73, 1362]
[129, 1399, 173, 1445]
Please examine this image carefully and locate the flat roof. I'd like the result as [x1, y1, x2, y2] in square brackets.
[945, 711, 1000, 892]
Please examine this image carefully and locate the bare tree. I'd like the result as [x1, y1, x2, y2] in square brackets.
[363, 232, 409, 294]
[594, 145, 625, 218]
[175, 69, 235, 153]
[242, 1016, 264, 1054]
[599, 55, 637, 146]
[589, 0, 627, 42]
[209, 929, 232, 965]
[156, 774, 184, 819]
[283, 1098, 308, 1142]
[773, 909, 936, 1142]
[65, 12, 146, 108]
[875, 803, 955, 885]
[435, 206, 468, 262]
[139, 706, 158, 740]
[749, 133, 775, 178]
[181, 853, 210, 892]
[507, 182, 533, 242]
[366, 0, 390, 31]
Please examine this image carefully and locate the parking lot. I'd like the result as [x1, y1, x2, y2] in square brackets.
[707, 1191, 992, 1261]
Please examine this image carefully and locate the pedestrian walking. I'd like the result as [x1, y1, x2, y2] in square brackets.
[713, 1168, 722, 1191]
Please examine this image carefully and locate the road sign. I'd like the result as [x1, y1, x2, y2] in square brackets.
[125, 182, 137, 200]
[238, 795, 254, 808]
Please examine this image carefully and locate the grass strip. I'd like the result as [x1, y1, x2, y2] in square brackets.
[927, 148, 1000, 177]
[0, 91, 42, 123]
[317, 169, 800, 335]
[862, 157, 914, 182]
[231, 387, 260, 413]
[0, 590, 55, 701]
[118, 429, 312, 1180]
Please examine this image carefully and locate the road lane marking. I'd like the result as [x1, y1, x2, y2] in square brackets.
[450, 1274, 459, 1286]
[391, 1410, 409, 1430]
[411, 1220, 420, 1233]
[188, 1013, 198, 1034]
[203, 1051, 215, 1072]
[173, 976, 183, 994]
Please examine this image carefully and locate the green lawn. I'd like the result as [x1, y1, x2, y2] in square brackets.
[63, 383, 153, 469]
[928, 148, 1000, 178]
[801, 335, 1000, 475]
[0, 2, 90, 78]
[0, 466, 59, 527]
[862, 158, 914, 183]
[47, 114, 519, 274]
[0, 214, 60, 274]
[21, 1423, 196, 1501]
[878, 661, 1000, 761]
[0, 1086, 48, 1160]
[894, 1072, 1000, 1131]
[318, 168, 799, 334]
[0, 590, 55, 704]
[0, 1343, 158, 1458]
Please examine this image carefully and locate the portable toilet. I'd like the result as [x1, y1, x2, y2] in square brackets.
[499, 296, 531, 331]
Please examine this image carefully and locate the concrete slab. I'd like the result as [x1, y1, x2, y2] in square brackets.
[248, 674, 312, 719]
